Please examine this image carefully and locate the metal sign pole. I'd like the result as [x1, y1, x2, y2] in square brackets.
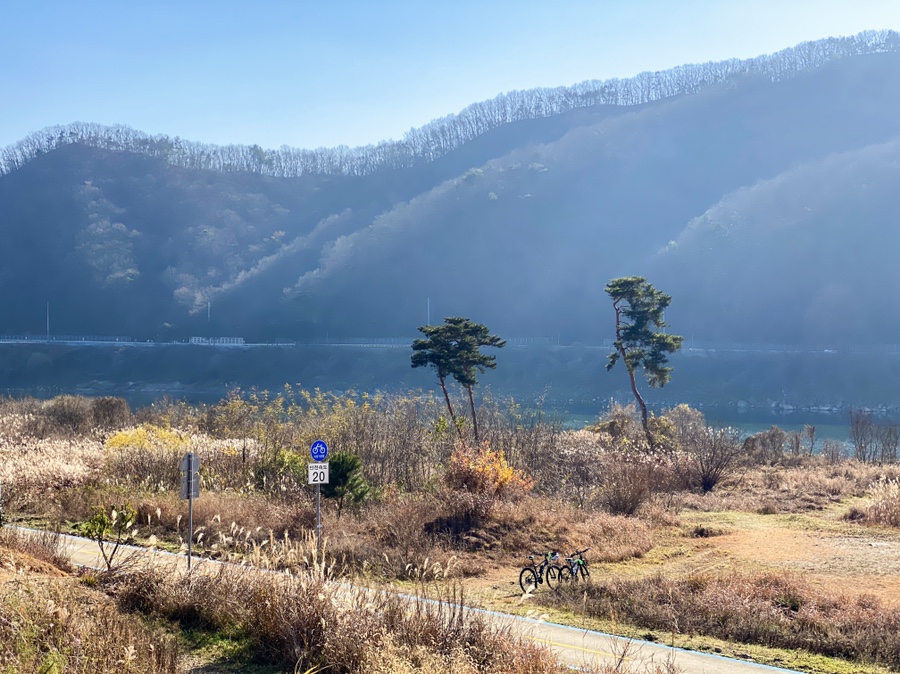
[180, 451, 200, 573]
[309, 440, 329, 565]
[316, 483, 322, 560]
[188, 491, 193, 571]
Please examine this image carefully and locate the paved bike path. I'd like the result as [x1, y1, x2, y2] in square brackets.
[16, 528, 806, 674]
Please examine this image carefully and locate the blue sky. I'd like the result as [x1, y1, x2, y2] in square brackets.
[3, 0, 900, 151]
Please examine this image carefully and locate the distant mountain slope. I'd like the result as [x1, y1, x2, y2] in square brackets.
[2, 34, 900, 346]
[288, 51, 900, 341]
[651, 136, 900, 344]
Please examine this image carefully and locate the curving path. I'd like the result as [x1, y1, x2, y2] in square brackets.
[22, 528, 805, 674]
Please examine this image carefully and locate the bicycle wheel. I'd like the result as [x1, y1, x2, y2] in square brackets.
[558, 566, 573, 583]
[545, 564, 562, 590]
[578, 563, 591, 581]
[519, 567, 538, 594]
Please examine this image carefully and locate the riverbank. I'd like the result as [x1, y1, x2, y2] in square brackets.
[3, 342, 899, 438]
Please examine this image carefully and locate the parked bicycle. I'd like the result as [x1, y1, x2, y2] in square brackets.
[519, 550, 562, 594]
[559, 547, 591, 583]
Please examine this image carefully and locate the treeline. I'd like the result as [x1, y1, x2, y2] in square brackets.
[2, 30, 898, 179]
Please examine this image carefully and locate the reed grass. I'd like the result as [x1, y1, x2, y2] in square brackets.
[0, 574, 178, 673]
[109, 564, 567, 673]
[861, 478, 900, 526]
[542, 570, 900, 669]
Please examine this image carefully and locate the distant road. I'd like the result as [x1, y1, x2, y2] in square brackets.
[2, 334, 897, 356]
[21, 528, 806, 674]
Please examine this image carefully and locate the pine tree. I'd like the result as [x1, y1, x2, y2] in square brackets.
[411, 317, 505, 442]
[604, 277, 683, 446]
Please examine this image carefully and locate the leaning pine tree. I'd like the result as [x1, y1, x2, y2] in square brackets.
[411, 321, 463, 437]
[604, 276, 683, 447]
[446, 318, 505, 443]
[411, 317, 505, 442]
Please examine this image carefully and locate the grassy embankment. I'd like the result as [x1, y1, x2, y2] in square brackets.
[3, 390, 900, 672]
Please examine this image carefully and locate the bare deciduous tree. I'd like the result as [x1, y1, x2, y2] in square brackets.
[849, 408, 876, 463]
[803, 424, 817, 456]
[874, 423, 900, 464]
[743, 426, 787, 465]
[821, 438, 847, 464]
[6, 32, 897, 178]
[788, 431, 802, 457]
[689, 426, 743, 492]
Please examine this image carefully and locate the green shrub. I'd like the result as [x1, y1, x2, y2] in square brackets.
[322, 451, 370, 517]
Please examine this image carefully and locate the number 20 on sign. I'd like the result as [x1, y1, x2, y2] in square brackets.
[308, 462, 329, 485]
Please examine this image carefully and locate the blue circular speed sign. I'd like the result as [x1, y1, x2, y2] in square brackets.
[310, 439, 328, 462]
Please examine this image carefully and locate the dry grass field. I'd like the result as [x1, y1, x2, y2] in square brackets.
[2, 391, 900, 673]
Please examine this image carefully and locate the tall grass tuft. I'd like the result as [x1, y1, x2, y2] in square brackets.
[0, 574, 178, 673]
[863, 477, 900, 526]
[110, 564, 567, 673]
[0, 526, 72, 573]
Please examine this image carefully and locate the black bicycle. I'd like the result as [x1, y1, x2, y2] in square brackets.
[519, 550, 561, 593]
[559, 547, 591, 583]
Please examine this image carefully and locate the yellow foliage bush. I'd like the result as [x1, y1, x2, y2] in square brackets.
[105, 424, 188, 452]
[444, 441, 534, 500]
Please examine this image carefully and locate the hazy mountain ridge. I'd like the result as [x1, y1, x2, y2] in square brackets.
[290, 49, 900, 341]
[3, 33, 900, 349]
[2, 30, 897, 180]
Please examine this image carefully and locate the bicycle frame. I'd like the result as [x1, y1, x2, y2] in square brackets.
[526, 551, 557, 580]
[519, 550, 561, 593]
[563, 548, 590, 580]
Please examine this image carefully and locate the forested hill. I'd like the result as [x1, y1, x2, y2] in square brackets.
[3, 30, 900, 346]
[3, 30, 897, 179]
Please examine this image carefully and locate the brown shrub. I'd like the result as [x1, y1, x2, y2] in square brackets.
[0, 436, 105, 514]
[543, 570, 900, 668]
[111, 565, 565, 673]
[0, 527, 72, 573]
[0, 575, 177, 673]
[319, 491, 653, 579]
[548, 427, 681, 515]
[126, 490, 316, 560]
[444, 441, 534, 500]
[329, 494, 456, 579]
[90, 396, 132, 431]
[37, 395, 95, 437]
[674, 460, 893, 515]
[595, 451, 660, 516]
[461, 496, 652, 563]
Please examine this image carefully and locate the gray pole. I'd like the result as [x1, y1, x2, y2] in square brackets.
[180, 451, 199, 572]
[316, 482, 322, 560]
[187, 492, 193, 571]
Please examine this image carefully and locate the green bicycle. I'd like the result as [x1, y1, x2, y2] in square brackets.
[559, 547, 591, 583]
[519, 550, 562, 594]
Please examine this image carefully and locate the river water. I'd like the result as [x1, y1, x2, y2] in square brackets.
[558, 404, 853, 442]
